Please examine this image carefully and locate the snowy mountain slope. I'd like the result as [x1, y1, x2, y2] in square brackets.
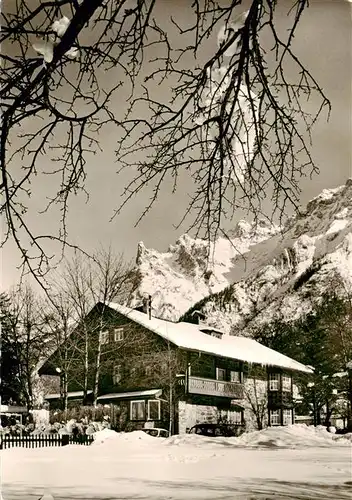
[128, 220, 280, 321]
[181, 179, 352, 334]
[129, 180, 352, 333]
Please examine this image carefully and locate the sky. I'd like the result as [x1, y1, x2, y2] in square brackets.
[2, 0, 352, 290]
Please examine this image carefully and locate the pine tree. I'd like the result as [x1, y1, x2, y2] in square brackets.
[251, 290, 352, 426]
[0, 293, 22, 404]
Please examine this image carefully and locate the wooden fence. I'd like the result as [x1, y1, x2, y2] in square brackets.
[0, 433, 94, 450]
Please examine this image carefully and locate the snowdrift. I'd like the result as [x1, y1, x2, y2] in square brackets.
[165, 425, 351, 449]
[92, 429, 156, 445]
[234, 425, 352, 448]
[88, 425, 352, 451]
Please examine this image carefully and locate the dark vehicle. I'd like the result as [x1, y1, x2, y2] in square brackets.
[142, 428, 170, 438]
[188, 423, 243, 437]
[335, 428, 350, 435]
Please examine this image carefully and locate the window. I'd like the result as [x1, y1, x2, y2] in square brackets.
[232, 410, 243, 425]
[113, 328, 124, 342]
[147, 400, 161, 420]
[269, 373, 279, 391]
[216, 368, 226, 381]
[101, 330, 109, 345]
[222, 409, 243, 425]
[282, 374, 292, 392]
[130, 400, 145, 420]
[230, 371, 241, 383]
[112, 364, 121, 384]
[270, 409, 280, 426]
[129, 367, 137, 378]
[145, 365, 152, 376]
[282, 409, 292, 425]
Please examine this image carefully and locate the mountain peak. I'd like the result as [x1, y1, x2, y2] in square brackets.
[129, 180, 352, 328]
[181, 179, 352, 333]
[129, 219, 280, 320]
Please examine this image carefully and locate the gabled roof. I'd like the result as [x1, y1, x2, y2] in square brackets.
[106, 303, 313, 374]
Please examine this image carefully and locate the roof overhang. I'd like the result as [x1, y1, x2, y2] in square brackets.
[45, 390, 93, 400]
[97, 389, 162, 401]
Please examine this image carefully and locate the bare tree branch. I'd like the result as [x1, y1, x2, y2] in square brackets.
[1, 0, 329, 283]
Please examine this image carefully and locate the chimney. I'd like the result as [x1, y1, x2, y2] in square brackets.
[148, 295, 152, 320]
[191, 310, 206, 325]
[142, 295, 152, 319]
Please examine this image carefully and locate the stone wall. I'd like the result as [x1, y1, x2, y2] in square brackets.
[178, 401, 244, 433]
[30, 408, 50, 425]
[178, 401, 218, 433]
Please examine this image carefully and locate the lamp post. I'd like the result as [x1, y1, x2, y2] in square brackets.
[55, 367, 64, 411]
[346, 361, 352, 431]
[307, 382, 317, 426]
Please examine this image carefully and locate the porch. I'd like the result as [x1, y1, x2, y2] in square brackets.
[187, 376, 243, 399]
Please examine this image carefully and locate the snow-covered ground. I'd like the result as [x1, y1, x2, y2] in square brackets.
[1, 426, 351, 499]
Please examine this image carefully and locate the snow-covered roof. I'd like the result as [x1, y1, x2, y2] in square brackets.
[97, 389, 162, 401]
[0, 405, 27, 413]
[106, 303, 313, 374]
[45, 390, 93, 400]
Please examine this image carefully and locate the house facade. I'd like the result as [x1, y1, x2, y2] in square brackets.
[39, 302, 313, 433]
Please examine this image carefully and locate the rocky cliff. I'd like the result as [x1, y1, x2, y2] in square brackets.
[129, 180, 352, 334]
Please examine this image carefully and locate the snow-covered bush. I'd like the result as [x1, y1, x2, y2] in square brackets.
[0, 423, 33, 436]
[50, 405, 114, 425]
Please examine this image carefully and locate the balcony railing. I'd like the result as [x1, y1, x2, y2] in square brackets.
[188, 376, 243, 399]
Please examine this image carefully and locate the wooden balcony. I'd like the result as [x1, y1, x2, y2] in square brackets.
[188, 376, 243, 399]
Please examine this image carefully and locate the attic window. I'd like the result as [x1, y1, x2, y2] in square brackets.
[113, 328, 124, 342]
[101, 330, 109, 345]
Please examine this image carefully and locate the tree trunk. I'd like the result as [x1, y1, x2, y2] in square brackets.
[93, 328, 103, 406]
[25, 363, 33, 412]
[253, 377, 264, 430]
[82, 325, 89, 405]
[169, 386, 174, 435]
[63, 372, 68, 414]
[347, 371, 352, 431]
[25, 331, 33, 411]
[316, 406, 322, 425]
[324, 400, 334, 427]
[167, 342, 174, 435]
